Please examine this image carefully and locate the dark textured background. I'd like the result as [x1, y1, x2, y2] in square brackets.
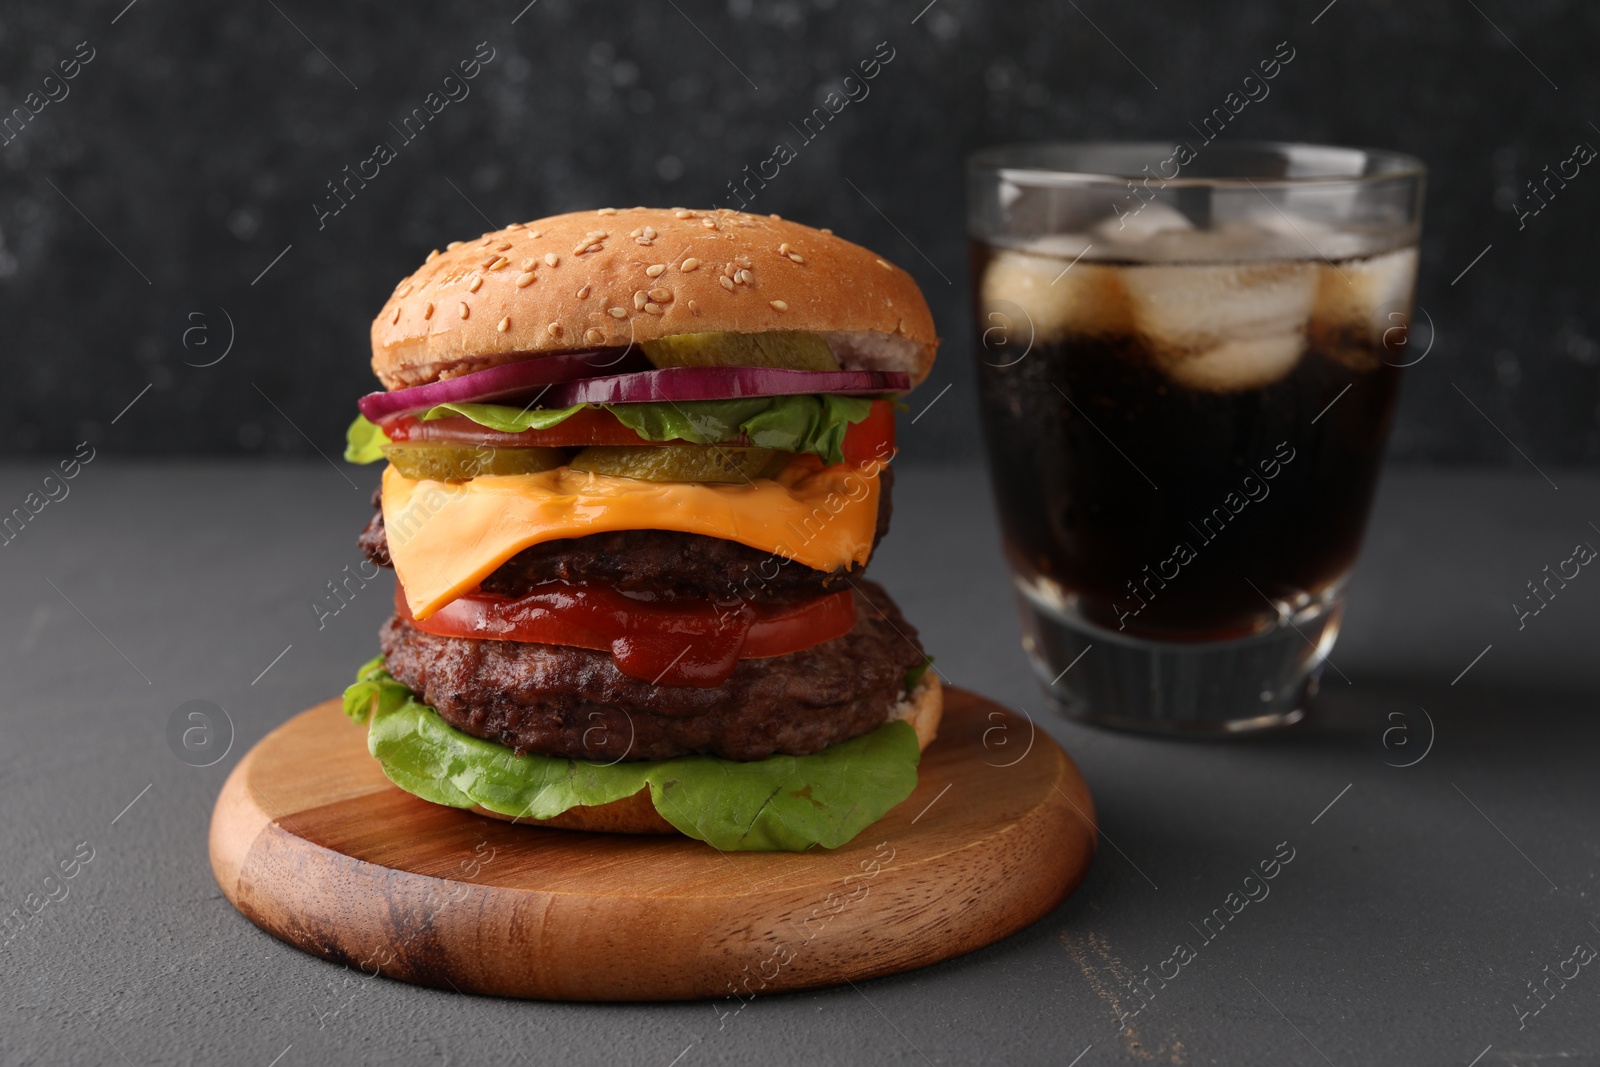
[1, 0, 1596, 464]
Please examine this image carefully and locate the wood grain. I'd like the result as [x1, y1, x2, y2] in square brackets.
[209, 687, 1096, 1001]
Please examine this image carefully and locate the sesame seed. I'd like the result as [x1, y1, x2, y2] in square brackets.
[576, 284, 590, 299]
[490, 257, 510, 271]
[447, 241, 463, 250]
[779, 243, 792, 254]
[648, 287, 673, 303]
[458, 301, 470, 319]
[426, 249, 440, 262]
[736, 269, 753, 285]
[876, 258, 893, 270]
[520, 257, 538, 271]
[769, 213, 781, 220]
[688, 299, 699, 313]
[645, 264, 667, 278]
[674, 210, 693, 218]
[548, 322, 564, 337]
[633, 290, 649, 310]
[482, 255, 499, 268]
[608, 307, 627, 318]
[681, 258, 700, 272]
[770, 300, 788, 311]
[644, 302, 663, 315]
[788, 253, 805, 264]
[516, 272, 536, 288]
[702, 217, 717, 229]
[528, 230, 543, 239]
[736, 255, 752, 269]
[423, 301, 434, 319]
[719, 275, 735, 292]
[820, 228, 833, 235]
[467, 275, 483, 293]
[573, 243, 590, 255]
[597, 207, 617, 215]
[723, 263, 736, 278]
[636, 238, 653, 246]
[643, 226, 657, 239]
[397, 282, 412, 297]
[585, 328, 606, 344]
[586, 230, 609, 239]
[391, 305, 401, 324]
[496, 242, 512, 252]
[629, 228, 643, 238]
[545, 253, 560, 267]
[497, 316, 511, 332]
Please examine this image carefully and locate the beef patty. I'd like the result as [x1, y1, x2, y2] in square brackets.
[358, 467, 893, 602]
[378, 580, 925, 762]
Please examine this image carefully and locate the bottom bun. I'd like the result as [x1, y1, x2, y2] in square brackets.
[476, 675, 944, 836]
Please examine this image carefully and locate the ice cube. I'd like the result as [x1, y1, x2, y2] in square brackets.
[1121, 261, 1318, 391]
[979, 245, 1130, 346]
[1207, 201, 1379, 261]
[1252, 214, 1373, 261]
[1022, 233, 1095, 258]
[1090, 201, 1193, 245]
[1312, 247, 1419, 371]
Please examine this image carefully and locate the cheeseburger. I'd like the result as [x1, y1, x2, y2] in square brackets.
[342, 207, 940, 852]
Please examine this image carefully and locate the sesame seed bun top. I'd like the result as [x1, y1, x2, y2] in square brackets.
[369, 207, 939, 391]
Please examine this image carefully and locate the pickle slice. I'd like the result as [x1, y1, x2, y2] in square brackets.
[640, 331, 840, 371]
[382, 443, 567, 481]
[569, 444, 786, 483]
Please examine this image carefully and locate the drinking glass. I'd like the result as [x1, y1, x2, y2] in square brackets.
[968, 141, 1425, 733]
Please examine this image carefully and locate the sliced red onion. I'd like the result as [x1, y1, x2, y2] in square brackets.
[540, 367, 909, 407]
[357, 349, 648, 421]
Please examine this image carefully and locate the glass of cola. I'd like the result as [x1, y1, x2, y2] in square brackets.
[968, 141, 1425, 734]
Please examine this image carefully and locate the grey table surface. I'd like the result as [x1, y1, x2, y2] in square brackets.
[1, 458, 1597, 1066]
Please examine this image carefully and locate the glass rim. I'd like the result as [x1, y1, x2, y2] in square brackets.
[969, 139, 1426, 189]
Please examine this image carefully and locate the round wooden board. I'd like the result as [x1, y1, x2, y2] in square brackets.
[210, 688, 1096, 1001]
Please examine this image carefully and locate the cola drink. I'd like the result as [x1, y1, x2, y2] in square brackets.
[974, 233, 1417, 643]
[968, 141, 1424, 732]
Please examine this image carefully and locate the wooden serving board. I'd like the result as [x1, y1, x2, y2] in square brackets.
[210, 688, 1096, 1000]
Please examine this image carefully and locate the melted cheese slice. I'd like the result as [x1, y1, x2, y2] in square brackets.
[382, 461, 881, 619]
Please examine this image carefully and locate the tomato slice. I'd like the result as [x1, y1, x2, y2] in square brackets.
[841, 399, 896, 469]
[398, 584, 856, 687]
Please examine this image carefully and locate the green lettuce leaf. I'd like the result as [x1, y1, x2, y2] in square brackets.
[343, 659, 921, 852]
[418, 402, 589, 433]
[603, 397, 770, 445]
[741, 395, 871, 464]
[904, 655, 934, 695]
[344, 416, 391, 463]
[345, 397, 875, 466]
